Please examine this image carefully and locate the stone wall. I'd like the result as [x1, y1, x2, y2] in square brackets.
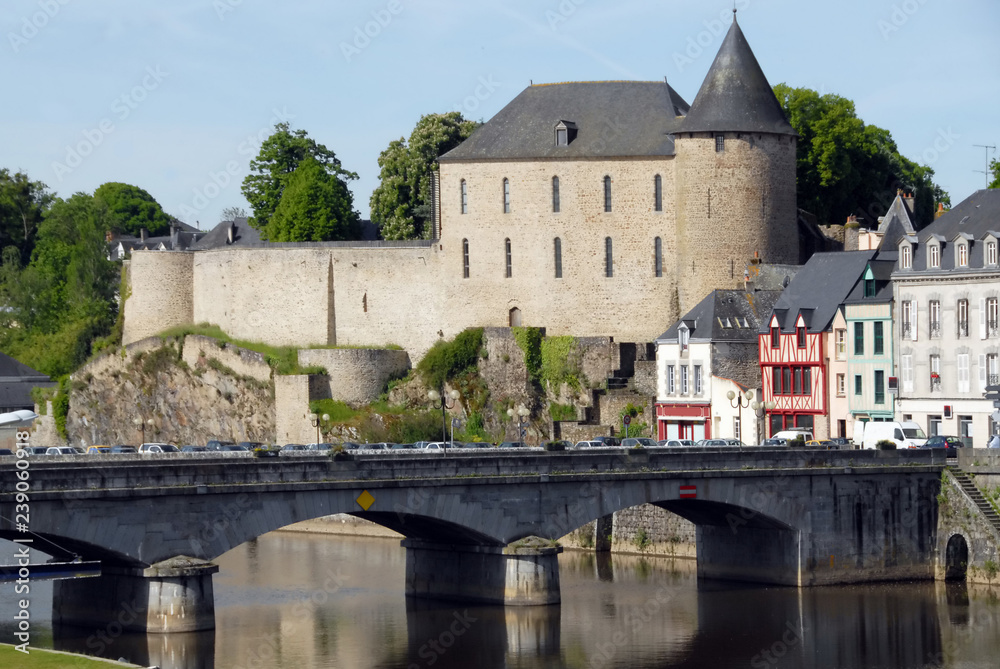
[675, 132, 798, 316]
[275, 375, 314, 445]
[439, 158, 682, 344]
[123, 253, 194, 345]
[299, 348, 410, 407]
[478, 328, 532, 402]
[937, 470, 1000, 584]
[560, 504, 697, 558]
[599, 391, 655, 437]
[181, 335, 272, 383]
[632, 360, 657, 396]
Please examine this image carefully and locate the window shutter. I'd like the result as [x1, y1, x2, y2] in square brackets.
[981, 298, 988, 339]
[902, 355, 914, 393]
[958, 354, 970, 393]
[911, 301, 918, 341]
[980, 354, 988, 390]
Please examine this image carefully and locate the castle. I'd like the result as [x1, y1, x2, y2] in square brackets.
[123, 17, 799, 360]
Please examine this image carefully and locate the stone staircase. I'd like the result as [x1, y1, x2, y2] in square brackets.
[947, 465, 1000, 534]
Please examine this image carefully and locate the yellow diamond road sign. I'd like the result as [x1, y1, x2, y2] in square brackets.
[356, 490, 375, 511]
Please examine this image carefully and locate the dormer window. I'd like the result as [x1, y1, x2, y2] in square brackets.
[865, 277, 876, 297]
[928, 244, 940, 268]
[988, 240, 998, 266]
[679, 323, 690, 352]
[900, 244, 912, 269]
[958, 244, 968, 267]
[554, 120, 577, 146]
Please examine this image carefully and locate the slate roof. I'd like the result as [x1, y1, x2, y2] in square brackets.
[439, 81, 690, 161]
[190, 218, 263, 250]
[843, 259, 895, 305]
[0, 351, 54, 411]
[894, 189, 1000, 274]
[764, 250, 877, 333]
[656, 289, 782, 342]
[681, 17, 795, 136]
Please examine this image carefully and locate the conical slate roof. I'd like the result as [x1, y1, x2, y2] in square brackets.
[682, 16, 795, 136]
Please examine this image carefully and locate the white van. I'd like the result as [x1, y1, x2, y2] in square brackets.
[772, 428, 814, 443]
[859, 421, 927, 450]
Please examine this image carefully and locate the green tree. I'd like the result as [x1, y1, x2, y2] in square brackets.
[241, 122, 358, 232]
[264, 158, 361, 241]
[370, 112, 480, 240]
[93, 182, 172, 237]
[0, 169, 53, 265]
[989, 158, 1000, 189]
[0, 193, 119, 376]
[773, 84, 947, 229]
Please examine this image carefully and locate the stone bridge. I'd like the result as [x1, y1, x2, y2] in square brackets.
[0, 448, 945, 632]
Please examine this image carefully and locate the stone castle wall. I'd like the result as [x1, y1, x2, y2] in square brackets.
[298, 348, 410, 407]
[123, 253, 194, 345]
[181, 335, 272, 383]
[438, 157, 683, 343]
[675, 132, 798, 315]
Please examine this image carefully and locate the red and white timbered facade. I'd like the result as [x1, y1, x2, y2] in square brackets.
[759, 312, 828, 437]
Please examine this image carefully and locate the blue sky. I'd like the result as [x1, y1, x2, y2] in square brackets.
[2, 0, 998, 229]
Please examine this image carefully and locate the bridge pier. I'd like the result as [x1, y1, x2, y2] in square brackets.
[53, 557, 219, 633]
[403, 538, 562, 605]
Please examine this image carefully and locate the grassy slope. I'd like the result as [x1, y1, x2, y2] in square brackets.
[0, 644, 141, 668]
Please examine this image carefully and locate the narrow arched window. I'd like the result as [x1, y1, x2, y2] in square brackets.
[505, 238, 512, 278]
[552, 176, 560, 213]
[503, 178, 510, 214]
[462, 238, 470, 279]
[605, 237, 613, 277]
[603, 176, 612, 213]
[654, 175, 662, 212]
[655, 237, 663, 277]
[460, 179, 468, 215]
[554, 237, 562, 279]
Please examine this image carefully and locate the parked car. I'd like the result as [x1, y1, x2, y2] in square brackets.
[219, 444, 250, 452]
[361, 442, 391, 450]
[921, 435, 965, 457]
[181, 445, 211, 453]
[773, 429, 814, 443]
[573, 440, 602, 448]
[826, 437, 853, 450]
[280, 444, 309, 452]
[237, 441, 267, 450]
[621, 438, 657, 448]
[390, 442, 419, 450]
[703, 439, 730, 447]
[341, 442, 362, 450]
[138, 443, 180, 454]
[206, 440, 235, 451]
[0, 449, 13, 456]
[109, 445, 138, 454]
[24, 446, 50, 455]
[591, 436, 621, 447]
[761, 438, 789, 447]
[423, 442, 449, 450]
[45, 446, 78, 455]
[497, 441, 528, 449]
[658, 439, 695, 448]
[462, 442, 493, 449]
[86, 445, 112, 455]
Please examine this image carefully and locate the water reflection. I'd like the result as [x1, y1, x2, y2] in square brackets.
[4, 532, 1000, 668]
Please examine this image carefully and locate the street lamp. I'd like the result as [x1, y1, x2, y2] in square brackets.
[428, 388, 460, 443]
[507, 404, 530, 444]
[133, 415, 154, 444]
[727, 389, 754, 449]
[751, 399, 777, 443]
[309, 412, 330, 444]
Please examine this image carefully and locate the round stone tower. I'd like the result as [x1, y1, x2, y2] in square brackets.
[674, 15, 798, 315]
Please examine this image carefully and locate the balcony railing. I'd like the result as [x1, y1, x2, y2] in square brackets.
[930, 322, 941, 339]
[930, 376, 942, 391]
[958, 321, 969, 338]
[901, 322, 912, 339]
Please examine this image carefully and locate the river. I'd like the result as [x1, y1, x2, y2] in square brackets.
[3, 531, 1000, 668]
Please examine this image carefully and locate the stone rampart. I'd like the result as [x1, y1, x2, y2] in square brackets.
[123, 252, 194, 345]
[182, 335, 272, 383]
[275, 375, 314, 445]
[599, 391, 654, 438]
[937, 470, 1000, 584]
[298, 348, 410, 407]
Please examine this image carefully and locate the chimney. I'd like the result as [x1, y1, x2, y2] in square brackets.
[844, 215, 860, 251]
[170, 223, 178, 249]
[935, 202, 947, 219]
[902, 193, 916, 215]
[140, 228, 148, 243]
